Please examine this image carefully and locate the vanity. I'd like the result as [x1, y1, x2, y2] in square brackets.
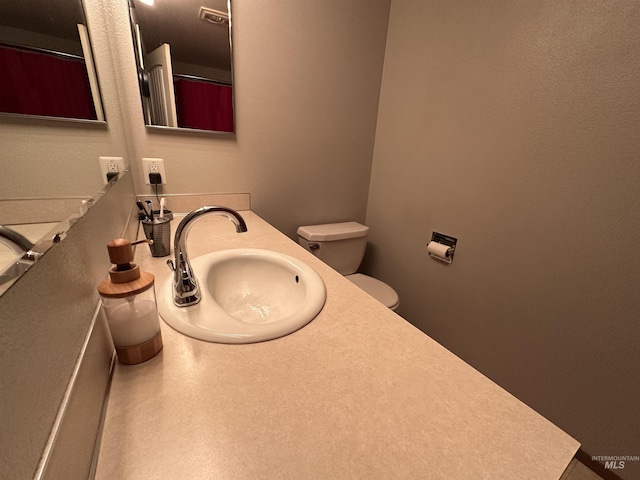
[94, 208, 579, 479]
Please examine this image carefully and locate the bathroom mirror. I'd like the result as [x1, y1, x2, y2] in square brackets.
[0, 0, 105, 122]
[128, 0, 234, 133]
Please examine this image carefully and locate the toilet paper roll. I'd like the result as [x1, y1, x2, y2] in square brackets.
[427, 241, 452, 260]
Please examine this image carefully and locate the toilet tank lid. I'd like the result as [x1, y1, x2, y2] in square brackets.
[297, 222, 369, 241]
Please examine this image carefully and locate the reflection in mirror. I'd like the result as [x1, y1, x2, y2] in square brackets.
[0, 178, 117, 297]
[129, 0, 234, 133]
[0, 222, 59, 297]
[0, 0, 105, 122]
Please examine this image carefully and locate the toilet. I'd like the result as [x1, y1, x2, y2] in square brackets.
[297, 222, 399, 311]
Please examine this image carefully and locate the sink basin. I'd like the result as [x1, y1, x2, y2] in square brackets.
[158, 248, 326, 343]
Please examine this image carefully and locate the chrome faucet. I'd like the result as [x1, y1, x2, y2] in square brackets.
[167, 206, 247, 307]
[0, 226, 60, 285]
[0, 226, 35, 254]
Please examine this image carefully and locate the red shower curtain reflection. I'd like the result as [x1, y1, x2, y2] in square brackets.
[0, 45, 97, 120]
[174, 77, 234, 132]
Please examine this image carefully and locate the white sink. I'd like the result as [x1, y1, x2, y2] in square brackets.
[159, 248, 326, 343]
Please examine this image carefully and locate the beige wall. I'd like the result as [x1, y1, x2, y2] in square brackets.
[364, 0, 640, 475]
[100, 0, 390, 238]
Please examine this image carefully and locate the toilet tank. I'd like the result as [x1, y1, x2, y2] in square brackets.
[297, 222, 369, 275]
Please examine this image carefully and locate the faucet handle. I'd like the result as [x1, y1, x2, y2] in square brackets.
[166, 259, 175, 272]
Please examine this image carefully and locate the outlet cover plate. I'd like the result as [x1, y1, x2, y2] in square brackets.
[98, 156, 126, 185]
[142, 158, 166, 185]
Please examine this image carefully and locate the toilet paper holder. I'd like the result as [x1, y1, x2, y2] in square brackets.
[427, 232, 457, 264]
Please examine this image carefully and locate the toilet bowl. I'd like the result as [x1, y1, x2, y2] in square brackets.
[297, 222, 399, 311]
[345, 273, 399, 311]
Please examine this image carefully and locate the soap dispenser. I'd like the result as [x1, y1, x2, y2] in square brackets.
[98, 238, 163, 364]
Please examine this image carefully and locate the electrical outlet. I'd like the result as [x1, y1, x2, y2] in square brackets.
[98, 156, 126, 184]
[142, 158, 167, 185]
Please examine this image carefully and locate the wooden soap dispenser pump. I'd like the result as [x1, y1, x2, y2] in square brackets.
[98, 238, 163, 364]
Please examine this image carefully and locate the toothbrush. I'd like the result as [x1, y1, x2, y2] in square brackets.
[146, 200, 154, 222]
[160, 198, 166, 219]
[136, 200, 150, 220]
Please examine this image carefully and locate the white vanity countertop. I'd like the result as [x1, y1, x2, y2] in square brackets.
[95, 211, 579, 479]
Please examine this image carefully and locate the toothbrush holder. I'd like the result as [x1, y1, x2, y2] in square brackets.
[142, 217, 172, 257]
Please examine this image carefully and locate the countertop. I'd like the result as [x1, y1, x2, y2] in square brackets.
[95, 211, 579, 479]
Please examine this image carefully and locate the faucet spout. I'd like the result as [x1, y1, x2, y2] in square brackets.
[0, 226, 35, 254]
[170, 206, 248, 307]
